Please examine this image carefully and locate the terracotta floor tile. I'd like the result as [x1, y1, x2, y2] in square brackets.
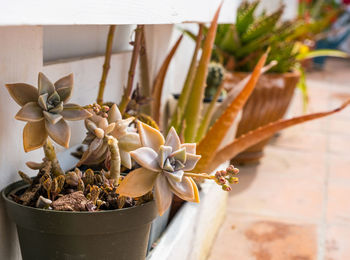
[325, 224, 350, 260]
[270, 127, 327, 153]
[326, 179, 350, 224]
[208, 213, 317, 260]
[329, 154, 350, 181]
[329, 134, 350, 155]
[229, 148, 326, 222]
[329, 118, 350, 136]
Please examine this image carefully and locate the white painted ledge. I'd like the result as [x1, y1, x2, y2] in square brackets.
[0, 0, 239, 26]
[147, 163, 229, 260]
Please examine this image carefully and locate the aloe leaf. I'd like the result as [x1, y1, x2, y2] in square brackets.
[195, 81, 224, 142]
[241, 6, 283, 43]
[151, 34, 183, 128]
[194, 51, 267, 173]
[236, 0, 259, 36]
[207, 100, 350, 172]
[183, 4, 222, 142]
[212, 60, 277, 121]
[297, 49, 349, 61]
[169, 25, 203, 133]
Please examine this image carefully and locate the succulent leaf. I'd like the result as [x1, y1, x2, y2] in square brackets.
[38, 93, 48, 110]
[61, 104, 93, 121]
[43, 111, 63, 125]
[130, 147, 160, 172]
[108, 104, 122, 123]
[38, 72, 55, 96]
[54, 73, 73, 89]
[181, 143, 196, 154]
[116, 167, 159, 197]
[137, 121, 165, 152]
[168, 176, 196, 202]
[56, 87, 72, 103]
[182, 153, 201, 171]
[154, 174, 173, 216]
[158, 145, 173, 168]
[5, 83, 38, 107]
[15, 102, 44, 122]
[45, 119, 70, 148]
[23, 121, 48, 152]
[165, 127, 181, 151]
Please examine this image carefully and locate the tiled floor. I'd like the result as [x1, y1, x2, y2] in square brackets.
[208, 59, 350, 260]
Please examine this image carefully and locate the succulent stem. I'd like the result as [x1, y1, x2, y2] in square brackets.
[183, 172, 215, 180]
[107, 136, 121, 185]
[119, 25, 143, 115]
[97, 25, 116, 105]
[43, 139, 64, 177]
[139, 26, 152, 114]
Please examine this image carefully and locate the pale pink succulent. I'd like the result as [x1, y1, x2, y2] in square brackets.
[6, 73, 92, 152]
[117, 121, 201, 215]
[78, 104, 140, 168]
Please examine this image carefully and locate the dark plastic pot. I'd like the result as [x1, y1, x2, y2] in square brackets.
[2, 180, 157, 260]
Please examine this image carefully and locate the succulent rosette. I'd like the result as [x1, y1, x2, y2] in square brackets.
[6, 72, 92, 152]
[78, 104, 140, 168]
[117, 122, 201, 215]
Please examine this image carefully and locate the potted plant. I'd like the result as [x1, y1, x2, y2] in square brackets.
[212, 0, 348, 164]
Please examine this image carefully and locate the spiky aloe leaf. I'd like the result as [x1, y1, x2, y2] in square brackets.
[236, 0, 259, 36]
[193, 51, 267, 173]
[218, 24, 240, 54]
[169, 25, 203, 133]
[241, 6, 283, 43]
[151, 35, 183, 127]
[183, 4, 222, 142]
[207, 100, 350, 172]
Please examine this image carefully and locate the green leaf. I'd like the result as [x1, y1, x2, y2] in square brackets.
[183, 4, 222, 142]
[297, 49, 349, 61]
[169, 25, 203, 133]
[241, 6, 283, 43]
[236, 0, 259, 36]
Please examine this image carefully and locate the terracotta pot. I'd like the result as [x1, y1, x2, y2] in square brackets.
[225, 71, 300, 164]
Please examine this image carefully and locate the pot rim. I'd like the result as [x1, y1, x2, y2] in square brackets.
[2, 178, 154, 215]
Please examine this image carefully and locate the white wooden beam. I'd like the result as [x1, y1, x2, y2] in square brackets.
[0, 0, 239, 26]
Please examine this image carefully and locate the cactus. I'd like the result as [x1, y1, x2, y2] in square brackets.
[205, 62, 225, 100]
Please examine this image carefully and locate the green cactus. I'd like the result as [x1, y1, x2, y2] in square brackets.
[205, 62, 225, 99]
